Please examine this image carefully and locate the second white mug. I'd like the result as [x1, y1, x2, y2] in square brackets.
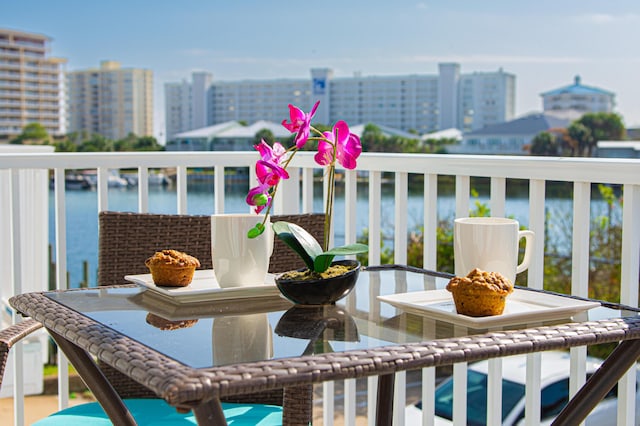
[211, 213, 273, 288]
[454, 217, 534, 283]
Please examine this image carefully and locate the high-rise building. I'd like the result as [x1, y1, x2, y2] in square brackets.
[0, 28, 66, 142]
[67, 60, 153, 140]
[164, 71, 212, 141]
[165, 64, 515, 141]
[164, 79, 192, 143]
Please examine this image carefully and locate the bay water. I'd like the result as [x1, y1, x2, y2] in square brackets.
[49, 181, 614, 288]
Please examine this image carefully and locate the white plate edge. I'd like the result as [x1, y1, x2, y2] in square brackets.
[125, 270, 278, 302]
[377, 289, 600, 327]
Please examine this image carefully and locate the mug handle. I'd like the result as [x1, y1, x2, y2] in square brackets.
[516, 230, 535, 274]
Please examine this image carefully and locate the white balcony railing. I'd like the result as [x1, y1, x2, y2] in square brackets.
[1, 151, 639, 425]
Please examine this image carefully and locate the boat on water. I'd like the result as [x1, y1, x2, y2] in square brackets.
[49, 174, 91, 190]
[81, 170, 129, 188]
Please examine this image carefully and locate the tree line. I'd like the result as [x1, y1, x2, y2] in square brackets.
[15, 114, 622, 157]
[254, 123, 457, 154]
[9, 122, 164, 152]
[529, 112, 625, 157]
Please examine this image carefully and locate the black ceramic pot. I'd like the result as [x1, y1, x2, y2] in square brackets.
[275, 259, 360, 305]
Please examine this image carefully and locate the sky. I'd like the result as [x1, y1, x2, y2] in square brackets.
[3, 0, 640, 143]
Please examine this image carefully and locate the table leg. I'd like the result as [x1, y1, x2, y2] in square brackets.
[283, 385, 313, 425]
[49, 329, 137, 426]
[552, 338, 640, 426]
[193, 398, 227, 425]
[376, 374, 395, 426]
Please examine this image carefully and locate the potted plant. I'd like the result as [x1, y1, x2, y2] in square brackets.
[247, 101, 368, 304]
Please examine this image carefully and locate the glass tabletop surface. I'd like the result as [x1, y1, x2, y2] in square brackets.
[45, 268, 630, 369]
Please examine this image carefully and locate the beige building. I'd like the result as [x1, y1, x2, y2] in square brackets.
[67, 60, 153, 140]
[0, 28, 66, 142]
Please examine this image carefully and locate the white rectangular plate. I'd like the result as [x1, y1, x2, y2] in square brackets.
[378, 289, 600, 328]
[125, 269, 278, 303]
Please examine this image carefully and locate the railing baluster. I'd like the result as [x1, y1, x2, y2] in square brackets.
[97, 167, 108, 212]
[53, 167, 70, 411]
[368, 171, 382, 266]
[301, 167, 314, 213]
[138, 167, 149, 213]
[455, 175, 470, 217]
[214, 165, 224, 213]
[394, 172, 408, 265]
[176, 165, 188, 214]
[618, 183, 640, 425]
[490, 176, 506, 217]
[570, 182, 591, 409]
[10, 169, 25, 426]
[528, 179, 546, 290]
[345, 169, 357, 247]
[423, 173, 438, 270]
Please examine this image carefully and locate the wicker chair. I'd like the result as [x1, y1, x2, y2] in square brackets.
[0, 319, 282, 425]
[96, 211, 325, 422]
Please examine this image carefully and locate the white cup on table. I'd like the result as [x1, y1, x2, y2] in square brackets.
[211, 213, 273, 288]
[454, 217, 535, 283]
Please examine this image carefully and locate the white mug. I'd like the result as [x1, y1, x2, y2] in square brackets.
[211, 214, 273, 288]
[454, 217, 534, 283]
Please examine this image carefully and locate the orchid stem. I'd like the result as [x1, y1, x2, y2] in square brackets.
[324, 164, 335, 252]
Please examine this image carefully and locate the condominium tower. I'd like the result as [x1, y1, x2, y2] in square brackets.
[165, 71, 211, 142]
[0, 28, 66, 142]
[67, 60, 153, 140]
[165, 63, 515, 141]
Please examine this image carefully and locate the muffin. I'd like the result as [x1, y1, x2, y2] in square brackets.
[446, 268, 514, 317]
[144, 249, 200, 287]
[145, 313, 198, 330]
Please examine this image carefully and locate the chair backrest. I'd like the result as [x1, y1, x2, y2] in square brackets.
[96, 211, 323, 412]
[98, 211, 325, 286]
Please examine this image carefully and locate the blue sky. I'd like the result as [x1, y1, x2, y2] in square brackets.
[3, 0, 640, 142]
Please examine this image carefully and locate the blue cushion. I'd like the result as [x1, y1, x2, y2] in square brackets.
[33, 398, 283, 425]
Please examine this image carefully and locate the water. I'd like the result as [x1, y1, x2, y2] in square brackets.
[48, 181, 617, 288]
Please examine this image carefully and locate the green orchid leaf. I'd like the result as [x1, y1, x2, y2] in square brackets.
[313, 254, 335, 273]
[272, 221, 323, 270]
[323, 243, 369, 256]
[313, 244, 369, 273]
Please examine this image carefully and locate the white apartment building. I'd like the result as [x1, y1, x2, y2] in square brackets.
[165, 64, 516, 141]
[67, 60, 153, 141]
[0, 28, 66, 142]
[165, 71, 211, 141]
[165, 79, 192, 143]
[541, 76, 615, 114]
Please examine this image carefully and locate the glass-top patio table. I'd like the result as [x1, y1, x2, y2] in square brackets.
[9, 265, 640, 425]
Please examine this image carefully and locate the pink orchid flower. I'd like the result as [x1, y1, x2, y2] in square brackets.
[282, 101, 320, 148]
[315, 120, 362, 170]
[254, 140, 289, 186]
[256, 159, 289, 186]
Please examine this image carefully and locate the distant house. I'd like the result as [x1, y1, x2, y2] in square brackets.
[596, 141, 640, 159]
[166, 121, 240, 151]
[349, 123, 418, 139]
[167, 120, 415, 151]
[167, 120, 291, 151]
[448, 111, 581, 155]
[422, 128, 462, 142]
[541, 76, 615, 114]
